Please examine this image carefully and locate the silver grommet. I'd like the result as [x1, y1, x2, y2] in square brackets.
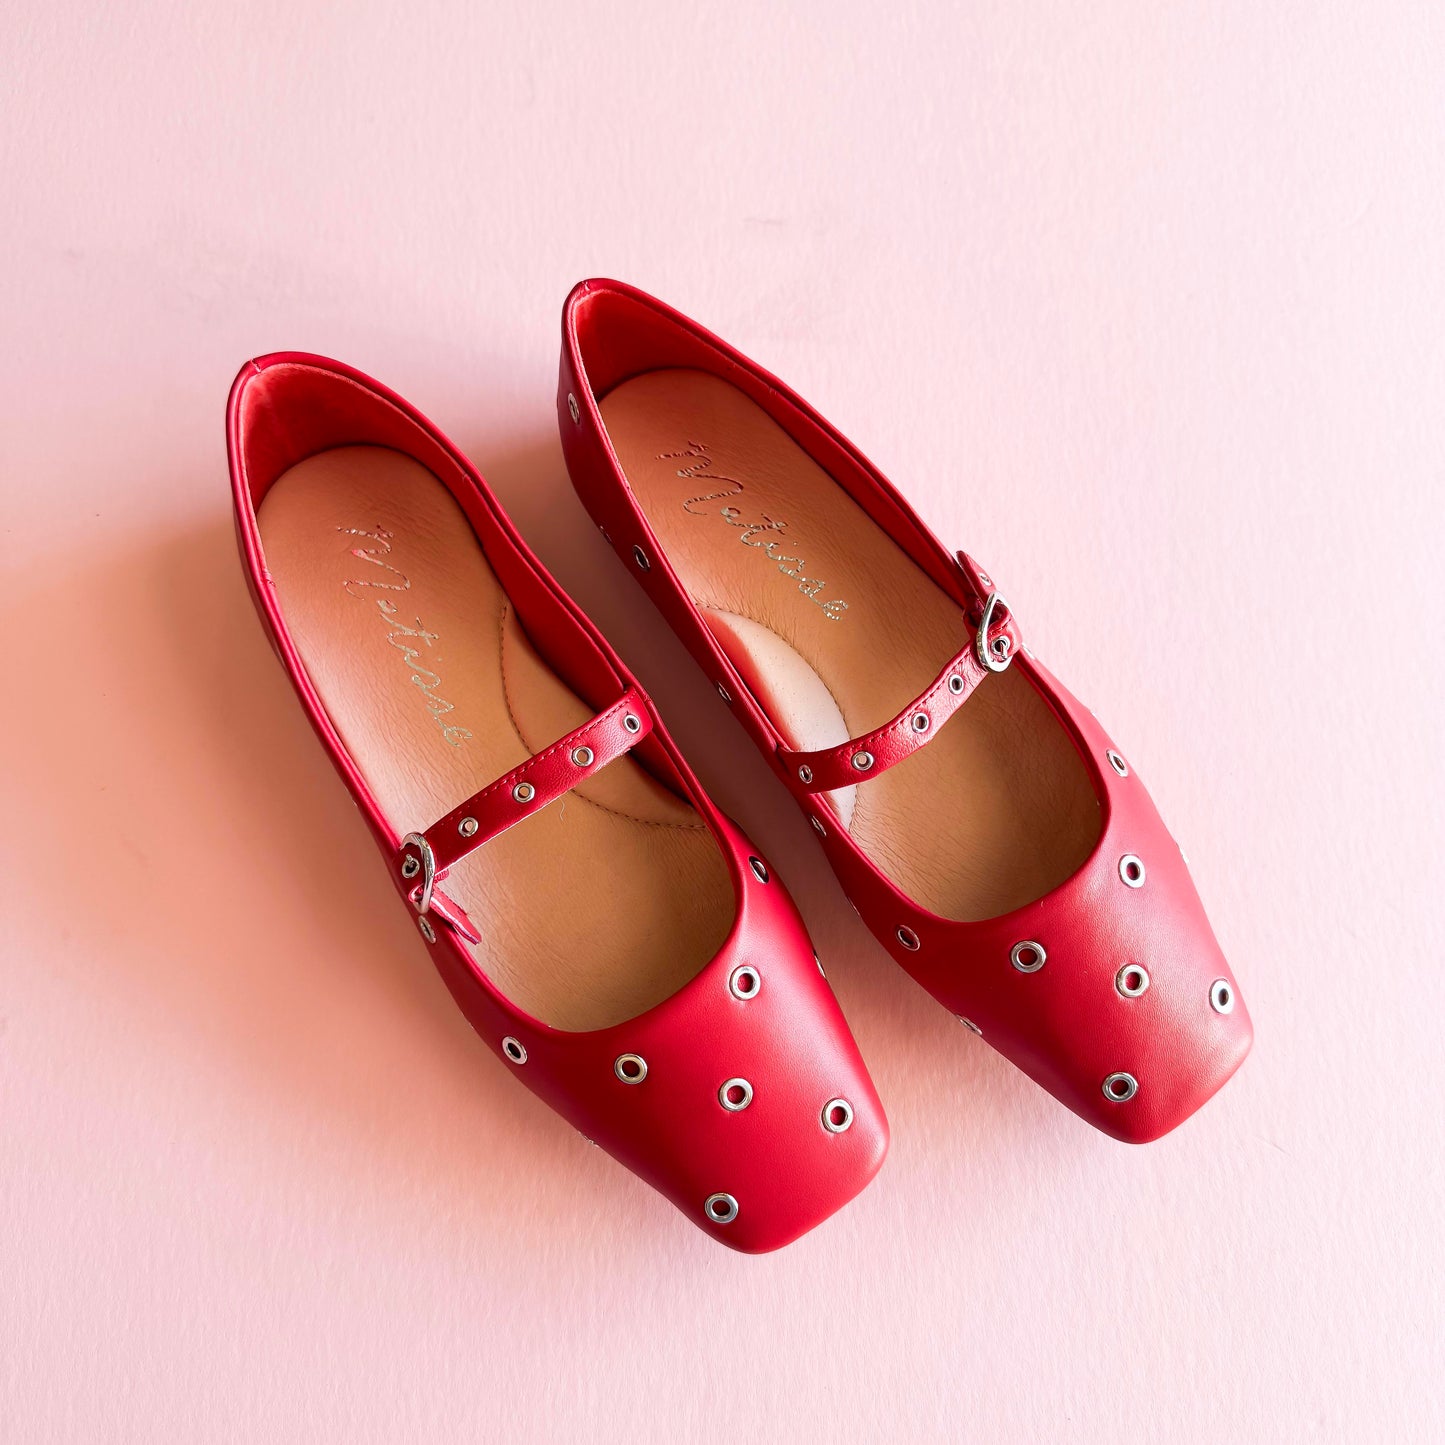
[810, 816, 825, 836]
[704, 1192, 739, 1225]
[1116, 963, 1150, 998]
[567, 392, 580, 423]
[719, 1078, 753, 1111]
[991, 635, 1012, 661]
[947, 674, 965, 695]
[1103, 1072, 1138, 1102]
[896, 926, 920, 951]
[748, 856, 769, 883]
[958, 1016, 983, 1036]
[400, 856, 421, 880]
[717, 683, 732, 703]
[571, 745, 595, 767]
[614, 1053, 648, 1084]
[418, 917, 435, 943]
[458, 817, 479, 838]
[798, 764, 814, 783]
[728, 965, 761, 1000]
[910, 711, 931, 734]
[502, 1036, 527, 1064]
[851, 750, 874, 771]
[1119, 854, 1146, 888]
[632, 545, 650, 571]
[1210, 979, 1236, 1015]
[622, 713, 641, 733]
[1010, 940, 1046, 973]
[512, 782, 535, 803]
[815, 951, 826, 977]
[821, 1098, 854, 1133]
[1107, 750, 1129, 777]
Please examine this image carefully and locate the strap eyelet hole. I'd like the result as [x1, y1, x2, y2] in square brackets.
[502, 1037, 527, 1064]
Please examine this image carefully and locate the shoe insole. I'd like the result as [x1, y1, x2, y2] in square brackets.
[599, 370, 1101, 922]
[258, 445, 733, 1030]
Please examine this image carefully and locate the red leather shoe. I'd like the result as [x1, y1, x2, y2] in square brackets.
[227, 352, 886, 1250]
[556, 280, 1252, 1144]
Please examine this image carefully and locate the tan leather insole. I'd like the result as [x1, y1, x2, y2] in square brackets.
[601, 370, 1101, 922]
[258, 445, 732, 1030]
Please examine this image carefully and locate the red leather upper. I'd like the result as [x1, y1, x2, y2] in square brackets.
[228, 353, 887, 1250]
[557, 279, 1253, 1144]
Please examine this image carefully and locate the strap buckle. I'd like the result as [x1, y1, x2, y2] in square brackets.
[975, 591, 1015, 674]
[399, 832, 437, 916]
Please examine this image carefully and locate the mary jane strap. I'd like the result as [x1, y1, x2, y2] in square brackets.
[779, 559, 1020, 795]
[395, 686, 652, 930]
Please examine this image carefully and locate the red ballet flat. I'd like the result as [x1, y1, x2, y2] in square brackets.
[556, 280, 1252, 1143]
[228, 352, 886, 1249]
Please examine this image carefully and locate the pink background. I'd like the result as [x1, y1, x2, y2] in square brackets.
[3, 3, 1441, 1440]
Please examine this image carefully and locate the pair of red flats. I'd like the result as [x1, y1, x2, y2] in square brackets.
[229, 279, 1252, 1253]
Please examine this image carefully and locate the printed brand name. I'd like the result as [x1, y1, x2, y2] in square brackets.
[663, 442, 848, 621]
[338, 524, 473, 747]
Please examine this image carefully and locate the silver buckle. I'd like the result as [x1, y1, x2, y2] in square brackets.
[400, 832, 437, 915]
[975, 591, 1015, 674]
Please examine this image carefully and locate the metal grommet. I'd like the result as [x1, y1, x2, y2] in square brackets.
[815, 951, 826, 977]
[958, 1016, 983, 1036]
[614, 1053, 648, 1084]
[1116, 964, 1150, 998]
[571, 745, 595, 767]
[1010, 940, 1046, 973]
[632, 545, 650, 571]
[852, 750, 875, 771]
[719, 1078, 753, 1111]
[748, 856, 769, 883]
[567, 392, 580, 423]
[1210, 979, 1236, 1015]
[990, 635, 1012, 661]
[622, 713, 641, 733]
[418, 917, 436, 943]
[896, 926, 920, 951]
[400, 856, 421, 880]
[821, 1098, 854, 1133]
[704, 1192, 739, 1225]
[502, 1036, 527, 1064]
[810, 816, 826, 837]
[798, 764, 814, 784]
[1103, 1072, 1138, 1102]
[910, 712, 931, 734]
[512, 782, 535, 803]
[717, 683, 732, 703]
[1118, 854, 1146, 888]
[1107, 749, 1129, 777]
[728, 965, 761, 1000]
[947, 674, 965, 695]
[458, 817, 480, 838]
